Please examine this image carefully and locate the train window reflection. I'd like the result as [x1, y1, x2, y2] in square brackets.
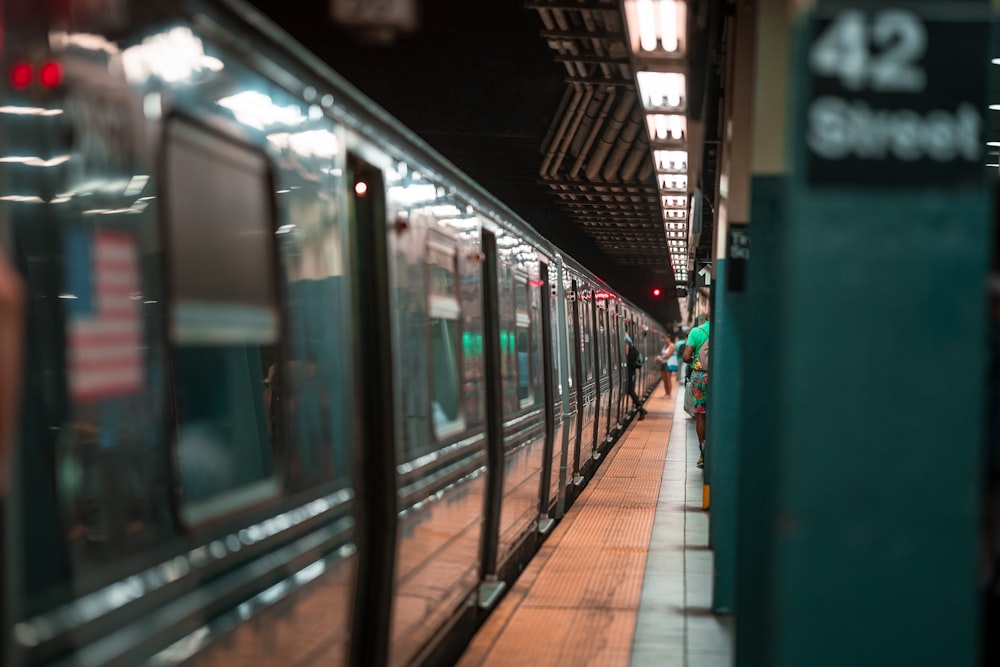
[515, 279, 527, 311]
[597, 307, 607, 378]
[428, 240, 464, 440]
[516, 327, 530, 403]
[428, 244, 456, 297]
[164, 118, 280, 524]
[515, 278, 533, 409]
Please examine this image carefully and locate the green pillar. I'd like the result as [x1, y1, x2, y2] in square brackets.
[734, 0, 791, 656]
[735, 172, 787, 666]
[707, 255, 747, 616]
[707, 0, 758, 615]
[738, 2, 996, 666]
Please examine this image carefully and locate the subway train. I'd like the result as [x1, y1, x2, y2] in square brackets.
[0, 1, 666, 665]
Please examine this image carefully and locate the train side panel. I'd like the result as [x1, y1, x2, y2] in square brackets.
[381, 168, 487, 666]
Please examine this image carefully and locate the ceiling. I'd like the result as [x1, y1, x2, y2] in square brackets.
[246, 0, 727, 324]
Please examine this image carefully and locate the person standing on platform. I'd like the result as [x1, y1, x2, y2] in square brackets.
[654, 334, 676, 398]
[672, 334, 684, 386]
[683, 314, 710, 468]
[624, 334, 647, 420]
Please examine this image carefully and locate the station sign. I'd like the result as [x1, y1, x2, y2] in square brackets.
[726, 224, 750, 293]
[804, 3, 991, 187]
[696, 263, 712, 288]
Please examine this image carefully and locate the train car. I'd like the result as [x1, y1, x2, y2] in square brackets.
[0, 1, 667, 665]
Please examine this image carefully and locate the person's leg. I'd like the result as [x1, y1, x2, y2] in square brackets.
[628, 374, 646, 418]
[690, 371, 708, 467]
[661, 369, 671, 397]
[695, 412, 706, 468]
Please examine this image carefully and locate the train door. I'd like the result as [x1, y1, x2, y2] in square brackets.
[472, 228, 548, 592]
[601, 298, 615, 442]
[629, 315, 640, 399]
[378, 165, 490, 666]
[570, 279, 585, 482]
[629, 312, 642, 399]
[588, 290, 603, 456]
[545, 259, 576, 517]
[612, 302, 625, 428]
[536, 260, 557, 521]
[615, 310, 635, 420]
[558, 275, 579, 490]
[499, 265, 546, 560]
[545, 262, 564, 507]
[640, 318, 651, 397]
[618, 309, 630, 421]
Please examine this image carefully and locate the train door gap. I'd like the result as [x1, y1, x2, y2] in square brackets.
[537, 260, 556, 532]
[569, 278, 585, 483]
[346, 153, 396, 667]
[477, 229, 505, 598]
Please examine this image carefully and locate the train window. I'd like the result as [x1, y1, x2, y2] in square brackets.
[515, 276, 533, 408]
[429, 243, 457, 297]
[282, 134, 352, 490]
[163, 118, 280, 525]
[565, 294, 575, 389]
[597, 303, 607, 376]
[515, 278, 527, 311]
[428, 239, 465, 439]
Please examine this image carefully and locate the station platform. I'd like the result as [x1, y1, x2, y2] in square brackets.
[458, 388, 733, 667]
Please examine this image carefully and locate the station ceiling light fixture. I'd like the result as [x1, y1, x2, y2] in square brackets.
[622, 0, 690, 285]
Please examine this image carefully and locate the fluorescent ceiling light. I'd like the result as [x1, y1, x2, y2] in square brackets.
[654, 150, 687, 172]
[659, 175, 688, 193]
[637, 71, 686, 111]
[625, 0, 687, 54]
[647, 113, 686, 142]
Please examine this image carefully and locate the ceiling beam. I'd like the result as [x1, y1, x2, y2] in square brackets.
[525, 0, 620, 12]
[565, 75, 634, 88]
[542, 180, 657, 192]
[553, 54, 631, 66]
[539, 28, 624, 41]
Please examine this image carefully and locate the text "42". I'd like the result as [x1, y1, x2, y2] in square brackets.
[810, 9, 927, 94]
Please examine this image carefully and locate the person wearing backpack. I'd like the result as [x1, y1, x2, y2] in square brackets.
[683, 313, 711, 468]
[624, 334, 648, 420]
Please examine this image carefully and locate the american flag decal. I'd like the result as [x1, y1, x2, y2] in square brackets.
[67, 229, 143, 402]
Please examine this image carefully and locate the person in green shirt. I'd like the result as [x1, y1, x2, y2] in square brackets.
[683, 314, 710, 468]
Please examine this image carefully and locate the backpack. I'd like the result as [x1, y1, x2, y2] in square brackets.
[627, 344, 641, 369]
[696, 336, 710, 372]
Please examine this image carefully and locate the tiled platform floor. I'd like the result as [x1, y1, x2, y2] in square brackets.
[457, 386, 733, 667]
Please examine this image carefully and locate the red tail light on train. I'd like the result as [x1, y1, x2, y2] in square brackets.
[39, 61, 63, 88]
[9, 61, 31, 89]
[8, 59, 63, 90]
